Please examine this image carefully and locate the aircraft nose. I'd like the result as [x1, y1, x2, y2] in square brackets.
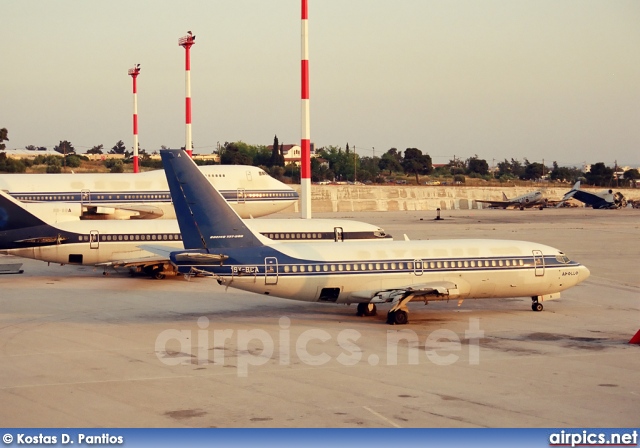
[578, 265, 590, 283]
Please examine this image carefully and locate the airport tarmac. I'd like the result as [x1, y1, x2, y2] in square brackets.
[0, 208, 638, 427]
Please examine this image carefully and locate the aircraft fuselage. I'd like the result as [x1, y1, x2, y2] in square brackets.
[171, 239, 589, 304]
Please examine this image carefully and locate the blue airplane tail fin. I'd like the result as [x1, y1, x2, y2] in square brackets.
[0, 191, 47, 231]
[160, 149, 264, 250]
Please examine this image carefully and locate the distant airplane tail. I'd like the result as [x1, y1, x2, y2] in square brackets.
[502, 192, 509, 201]
[561, 181, 580, 202]
[160, 149, 265, 250]
[0, 190, 47, 231]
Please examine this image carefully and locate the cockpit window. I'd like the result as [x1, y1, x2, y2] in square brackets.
[555, 253, 571, 264]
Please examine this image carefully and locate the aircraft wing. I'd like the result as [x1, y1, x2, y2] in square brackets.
[83, 203, 166, 220]
[351, 281, 463, 303]
[476, 199, 513, 209]
[95, 244, 175, 269]
[96, 255, 169, 269]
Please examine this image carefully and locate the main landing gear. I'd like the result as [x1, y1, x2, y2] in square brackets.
[356, 293, 415, 325]
[531, 297, 543, 312]
[355, 303, 408, 324]
[386, 309, 409, 325]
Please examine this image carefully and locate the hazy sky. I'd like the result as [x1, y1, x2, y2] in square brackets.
[2, 1, 639, 166]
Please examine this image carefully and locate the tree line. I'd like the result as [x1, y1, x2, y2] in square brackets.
[1, 128, 638, 186]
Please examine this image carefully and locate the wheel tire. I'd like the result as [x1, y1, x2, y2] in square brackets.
[365, 304, 377, 316]
[357, 303, 377, 317]
[153, 271, 165, 280]
[393, 310, 408, 325]
[386, 311, 396, 324]
[532, 302, 543, 312]
[387, 310, 408, 325]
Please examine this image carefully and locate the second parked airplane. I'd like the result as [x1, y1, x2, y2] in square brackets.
[0, 164, 298, 219]
[0, 191, 391, 278]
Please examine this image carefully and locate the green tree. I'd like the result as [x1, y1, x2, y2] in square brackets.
[317, 146, 355, 181]
[220, 141, 253, 165]
[357, 156, 381, 182]
[87, 144, 104, 155]
[495, 158, 525, 179]
[0, 152, 27, 173]
[378, 148, 403, 175]
[105, 159, 124, 173]
[44, 157, 62, 173]
[65, 155, 82, 168]
[549, 161, 582, 182]
[269, 135, 284, 167]
[402, 148, 433, 184]
[522, 160, 546, 180]
[585, 162, 614, 187]
[624, 168, 640, 180]
[266, 165, 286, 181]
[0, 128, 8, 150]
[466, 155, 489, 176]
[109, 140, 126, 155]
[453, 174, 466, 184]
[54, 140, 75, 155]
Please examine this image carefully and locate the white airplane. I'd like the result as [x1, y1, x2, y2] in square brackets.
[0, 164, 298, 219]
[559, 181, 627, 209]
[476, 191, 547, 210]
[0, 191, 391, 278]
[158, 149, 590, 325]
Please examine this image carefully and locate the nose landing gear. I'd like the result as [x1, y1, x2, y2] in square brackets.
[531, 298, 543, 312]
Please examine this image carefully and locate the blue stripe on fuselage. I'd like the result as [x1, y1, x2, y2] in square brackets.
[171, 248, 578, 277]
[12, 190, 298, 204]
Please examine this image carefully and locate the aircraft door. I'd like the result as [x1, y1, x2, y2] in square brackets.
[265, 257, 278, 285]
[532, 250, 544, 276]
[246, 170, 253, 181]
[413, 259, 424, 276]
[89, 230, 99, 249]
[334, 227, 344, 242]
[81, 189, 91, 205]
[237, 188, 246, 204]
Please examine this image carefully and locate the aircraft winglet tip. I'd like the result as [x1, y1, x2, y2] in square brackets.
[629, 329, 640, 345]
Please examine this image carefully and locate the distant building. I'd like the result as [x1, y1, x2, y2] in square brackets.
[192, 153, 220, 163]
[267, 143, 316, 167]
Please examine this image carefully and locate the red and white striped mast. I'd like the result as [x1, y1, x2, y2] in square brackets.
[178, 31, 195, 158]
[301, 0, 312, 218]
[128, 64, 141, 173]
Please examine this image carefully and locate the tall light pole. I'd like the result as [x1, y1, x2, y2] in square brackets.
[179, 31, 195, 158]
[128, 64, 141, 173]
[300, 0, 312, 218]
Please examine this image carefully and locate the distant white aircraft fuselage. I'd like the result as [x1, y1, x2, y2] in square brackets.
[477, 191, 546, 210]
[0, 165, 298, 219]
